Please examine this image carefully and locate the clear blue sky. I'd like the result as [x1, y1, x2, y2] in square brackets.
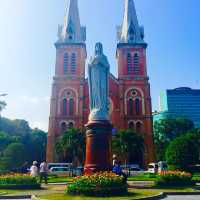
[0, 0, 199, 131]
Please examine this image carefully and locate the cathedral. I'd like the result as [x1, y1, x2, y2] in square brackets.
[47, 0, 155, 166]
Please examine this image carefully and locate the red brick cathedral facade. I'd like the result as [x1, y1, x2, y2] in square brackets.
[47, 0, 155, 165]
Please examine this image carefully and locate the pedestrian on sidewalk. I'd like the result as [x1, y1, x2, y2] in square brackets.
[30, 161, 38, 177]
[39, 161, 48, 184]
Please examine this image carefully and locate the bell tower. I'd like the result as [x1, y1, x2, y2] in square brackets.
[47, 0, 87, 162]
[116, 0, 155, 165]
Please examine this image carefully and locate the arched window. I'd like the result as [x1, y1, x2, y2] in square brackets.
[63, 53, 69, 74]
[128, 121, 134, 129]
[128, 27, 135, 41]
[128, 98, 134, 116]
[63, 99, 67, 115]
[69, 98, 74, 115]
[136, 122, 142, 133]
[61, 122, 67, 132]
[71, 53, 76, 73]
[127, 53, 132, 74]
[68, 122, 74, 129]
[135, 98, 140, 115]
[133, 53, 139, 73]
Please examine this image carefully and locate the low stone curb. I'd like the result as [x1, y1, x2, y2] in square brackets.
[134, 192, 165, 200]
[0, 195, 31, 199]
[164, 191, 200, 196]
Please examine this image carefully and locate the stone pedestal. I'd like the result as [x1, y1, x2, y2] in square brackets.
[84, 120, 113, 175]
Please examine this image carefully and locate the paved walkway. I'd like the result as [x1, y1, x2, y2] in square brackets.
[128, 181, 154, 188]
[164, 195, 200, 200]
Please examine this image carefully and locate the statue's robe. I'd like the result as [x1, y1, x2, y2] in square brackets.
[88, 54, 110, 121]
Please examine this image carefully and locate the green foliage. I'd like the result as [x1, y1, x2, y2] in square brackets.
[67, 172, 127, 196]
[56, 128, 85, 165]
[0, 117, 47, 170]
[154, 117, 194, 160]
[166, 132, 200, 170]
[0, 174, 40, 189]
[156, 171, 193, 186]
[1, 143, 27, 170]
[112, 129, 144, 164]
[0, 131, 17, 155]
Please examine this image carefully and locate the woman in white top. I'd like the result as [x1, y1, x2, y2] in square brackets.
[30, 161, 38, 177]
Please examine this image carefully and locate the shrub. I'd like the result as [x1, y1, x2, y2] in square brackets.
[67, 172, 127, 196]
[0, 174, 40, 189]
[156, 170, 194, 186]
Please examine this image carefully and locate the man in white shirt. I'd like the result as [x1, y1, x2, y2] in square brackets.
[39, 161, 48, 184]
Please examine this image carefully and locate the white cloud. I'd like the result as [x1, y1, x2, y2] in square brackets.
[30, 121, 48, 132]
[3, 95, 50, 132]
[20, 95, 49, 104]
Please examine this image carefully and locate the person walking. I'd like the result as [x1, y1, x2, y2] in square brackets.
[112, 161, 127, 182]
[39, 161, 48, 184]
[30, 161, 38, 177]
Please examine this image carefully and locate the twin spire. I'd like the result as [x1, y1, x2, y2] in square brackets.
[57, 0, 86, 43]
[57, 0, 144, 44]
[118, 0, 145, 43]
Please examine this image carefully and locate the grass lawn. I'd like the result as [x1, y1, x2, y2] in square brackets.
[38, 186, 199, 200]
[128, 173, 157, 182]
[38, 189, 159, 200]
[192, 173, 200, 182]
[1, 185, 199, 199]
[47, 176, 73, 183]
[0, 189, 38, 194]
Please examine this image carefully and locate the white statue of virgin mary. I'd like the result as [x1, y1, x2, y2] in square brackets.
[88, 43, 110, 121]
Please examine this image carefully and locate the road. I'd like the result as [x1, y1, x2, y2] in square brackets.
[164, 195, 200, 200]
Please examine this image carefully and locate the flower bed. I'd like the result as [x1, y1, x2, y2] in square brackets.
[156, 170, 194, 186]
[0, 174, 40, 189]
[67, 172, 128, 197]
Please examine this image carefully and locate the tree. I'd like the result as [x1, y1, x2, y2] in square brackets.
[112, 129, 144, 165]
[0, 117, 47, 168]
[20, 129, 47, 163]
[165, 131, 200, 170]
[154, 117, 194, 160]
[30, 129, 47, 162]
[0, 131, 18, 156]
[56, 128, 85, 166]
[0, 117, 31, 136]
[0, 143, 27, 170]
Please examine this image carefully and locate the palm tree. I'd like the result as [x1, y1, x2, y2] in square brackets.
[56, 128, 86, 165]
[112, 129, 144, 165]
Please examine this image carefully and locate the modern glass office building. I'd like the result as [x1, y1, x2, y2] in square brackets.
[154, 87, 200, 127]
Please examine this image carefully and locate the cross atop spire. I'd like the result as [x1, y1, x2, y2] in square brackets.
[117, 0, 145, 44]
[57, 0, 86, 43]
